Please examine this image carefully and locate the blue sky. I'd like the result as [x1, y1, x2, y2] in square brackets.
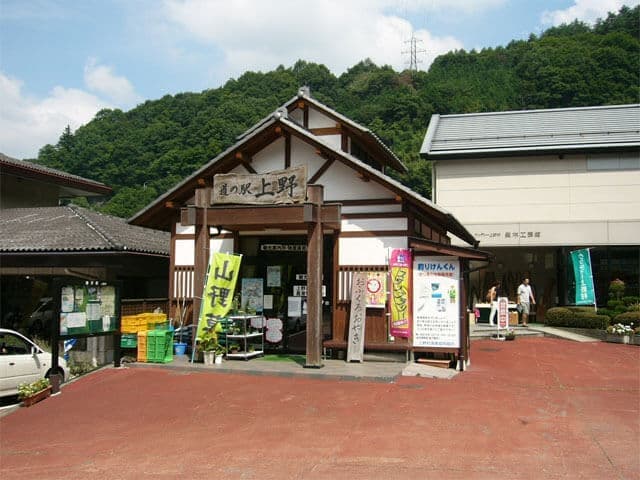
[1, 0, 637, 159]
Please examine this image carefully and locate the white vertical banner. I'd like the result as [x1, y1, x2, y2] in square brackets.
[347, 272, 368, 362]
[413, 256, 460, 348]
[497, 297, 509, 330]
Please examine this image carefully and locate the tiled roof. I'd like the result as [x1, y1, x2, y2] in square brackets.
[421, 104, 640, 158]
[0, 152, 111, 195]
[0, 205, 169, 255]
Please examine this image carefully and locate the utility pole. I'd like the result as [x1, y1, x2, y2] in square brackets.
[402, 34, 426, 72]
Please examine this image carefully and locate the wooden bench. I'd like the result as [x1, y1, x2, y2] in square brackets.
[323, 339, 411, 361]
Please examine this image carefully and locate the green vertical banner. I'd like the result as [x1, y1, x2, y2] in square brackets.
[196, 252, 242, 340]
[570, 249, 595, 305]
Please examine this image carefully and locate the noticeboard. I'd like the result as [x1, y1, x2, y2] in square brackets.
[59, 281, 120, 336]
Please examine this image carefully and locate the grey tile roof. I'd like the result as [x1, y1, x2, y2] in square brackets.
[421, 104, 640, 158]
[0, 205, 169, 255]
[0, 152, 111, 194]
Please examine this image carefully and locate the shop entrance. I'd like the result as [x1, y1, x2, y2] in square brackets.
[237, 235, 333, 353]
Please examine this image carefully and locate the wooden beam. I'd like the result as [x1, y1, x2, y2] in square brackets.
[308, 157, 334, 184]
[197, 178, 206, 187]
[165, 201, 176, 209]
[310, 126, 341, 136]
[285, 132, 291, 169]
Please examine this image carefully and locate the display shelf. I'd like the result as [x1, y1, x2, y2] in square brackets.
[226, 350, 264, 359]
[223, 314, 264, 361]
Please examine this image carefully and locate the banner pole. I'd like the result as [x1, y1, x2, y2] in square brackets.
[191, 257, 212, 363]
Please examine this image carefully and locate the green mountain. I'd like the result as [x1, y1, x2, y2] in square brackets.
[36, 6, 639, 218]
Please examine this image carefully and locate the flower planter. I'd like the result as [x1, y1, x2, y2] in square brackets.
[605, 334, 630, 344]
[22, 386, 52, 407]
[203, 350, 215, 365]
[630, 335, 640, 346]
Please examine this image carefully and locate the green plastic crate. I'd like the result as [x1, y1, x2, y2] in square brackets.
[120, 333, 137, 348]
[146, 330, 173, 363]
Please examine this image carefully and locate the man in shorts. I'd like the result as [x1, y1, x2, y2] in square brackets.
[517, 278, 536, 326]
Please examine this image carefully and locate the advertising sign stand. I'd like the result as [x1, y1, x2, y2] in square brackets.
[492, 297, 509, 341]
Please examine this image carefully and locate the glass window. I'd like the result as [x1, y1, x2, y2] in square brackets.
[0, 332, 31, 355]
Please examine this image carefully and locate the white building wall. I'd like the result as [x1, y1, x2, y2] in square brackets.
[339, 237, 407, 265]
[436, 153, 640, 246]
[321, 161, 395, 202]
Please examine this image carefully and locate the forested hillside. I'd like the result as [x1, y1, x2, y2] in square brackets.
[36, 6, 639, 218]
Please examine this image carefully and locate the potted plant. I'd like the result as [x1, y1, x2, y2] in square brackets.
[18, 377, 52, 407]
[214, 344, 226, 364]
[605, 323, 633, 344]
[504, 329, 516, 341]
[228, 343, 240, 354]
[198, 327, 218, 365]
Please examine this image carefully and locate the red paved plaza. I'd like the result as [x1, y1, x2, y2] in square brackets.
[1, 337, 638, 479]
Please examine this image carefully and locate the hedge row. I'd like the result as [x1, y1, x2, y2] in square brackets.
[545, 307, 610, 329]
[612, 311, 640, 327]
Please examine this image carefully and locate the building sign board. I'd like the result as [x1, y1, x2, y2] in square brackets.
[347, 272, 368, 362]
[413, 256, 460, 348]
[212, 165, 307, 205]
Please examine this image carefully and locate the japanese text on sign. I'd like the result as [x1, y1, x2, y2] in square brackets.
[212, 165, 307, 205]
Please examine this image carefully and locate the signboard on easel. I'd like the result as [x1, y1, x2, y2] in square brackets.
[497, 297, 509, 330]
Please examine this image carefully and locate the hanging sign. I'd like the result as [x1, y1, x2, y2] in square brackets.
[366, 272, 386, 308]
[347, 272, 368, 362]
[197, 252, 242, 340]
[389, 249, 412, 338]
[570, 249, 596, 305]
[413, 256, 460, 348]
[212, 165, 307, 205]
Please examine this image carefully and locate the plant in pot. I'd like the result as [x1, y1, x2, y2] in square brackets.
[198, 327, 218, 365]
[18, 377, 52, 407]
[605, 323, 633, 344]
[214, 344, 226, 364]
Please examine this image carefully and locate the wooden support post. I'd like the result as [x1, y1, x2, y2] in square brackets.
[458, 258, 469, 371]
[192, 188, 210, 327]
[305, 184, 324, 368]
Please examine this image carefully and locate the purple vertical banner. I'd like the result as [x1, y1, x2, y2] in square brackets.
[389, 248, 412, 338]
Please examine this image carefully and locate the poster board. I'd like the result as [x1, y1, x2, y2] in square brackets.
[497, 297, 509, 330]
[413, 256, 460, 349]
[347, 272, 368, 362]
[59, 282, 119, 336]
[365, 272, 386, 308]
[242, 278, 264, 313]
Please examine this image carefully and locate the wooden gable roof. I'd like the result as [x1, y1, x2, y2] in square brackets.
[129, 90, 476, 246]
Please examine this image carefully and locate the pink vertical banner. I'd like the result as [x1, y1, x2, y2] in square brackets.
[389, 248, 412, 338]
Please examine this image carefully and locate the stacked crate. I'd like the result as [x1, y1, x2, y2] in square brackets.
[121, 312, 172, 363]
[146, 330, 173, 363]
[137, 331, 148, 362]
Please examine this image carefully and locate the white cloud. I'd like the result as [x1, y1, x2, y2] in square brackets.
[0, 71, 109, 159]
[84, 58, 141, 106]
[160, 0, 467, 79]
[541, 0, 639, 26]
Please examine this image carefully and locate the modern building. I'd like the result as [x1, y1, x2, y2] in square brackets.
[421, 104, 640, 317]
[130, 87, 489, 366]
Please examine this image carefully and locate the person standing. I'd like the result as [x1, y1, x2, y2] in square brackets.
[488, 281, 502, 326]
[517, 278, 536, 326]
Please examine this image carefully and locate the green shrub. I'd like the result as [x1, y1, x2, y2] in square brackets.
[545, 307, 609, 329]
[566, 306, 597, 314]
[606, 300, 627, 314]
[622, 296, 640, 306]
[612, 311, 640, 327]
